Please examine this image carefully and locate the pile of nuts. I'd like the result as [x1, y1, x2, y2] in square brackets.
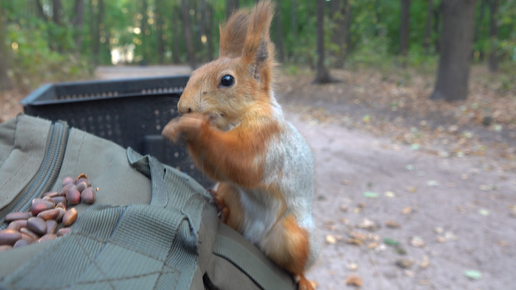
[0, 173, 97, 252]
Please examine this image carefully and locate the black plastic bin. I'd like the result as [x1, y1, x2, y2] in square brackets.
[21, 75, 213, 187]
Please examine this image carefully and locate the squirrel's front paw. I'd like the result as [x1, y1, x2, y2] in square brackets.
[162, 113, 207, 142]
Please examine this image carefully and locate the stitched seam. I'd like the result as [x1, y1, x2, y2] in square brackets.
[74, 269, 178, 285]
[73, 235, 116, 290]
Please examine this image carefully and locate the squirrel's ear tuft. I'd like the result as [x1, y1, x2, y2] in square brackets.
[219, 10, 251, 58]
[241, 1, 275, 89]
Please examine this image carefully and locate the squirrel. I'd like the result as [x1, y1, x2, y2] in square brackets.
[162, 2, 318, 289]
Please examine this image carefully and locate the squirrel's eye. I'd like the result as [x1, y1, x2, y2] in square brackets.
[220, 75, 235, 87]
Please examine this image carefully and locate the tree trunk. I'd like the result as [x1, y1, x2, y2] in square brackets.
[0, 4, 13, 91]
[275, 1, 285, 63]
[141, 0, 149, 64]
[52, 0, 63, 25]
[181, 0, 197, 69]
[430, 0, 477, 101]
[424, 0, 433, 54]
[200, 0, 208, 62]
[71, 0, 85, 50]
[201, 0, 214, 61]
[488, 0, 499, 72]
[474, 0, 487, 60]
[291, 0, 297, 39]
[344, 1, 352, 57]
[332, 0, 349, 68]
[171, 7, 180, 64]
[92, 0, 104, 65]
[155, 0, 164, 64]
[35, 0, 48, 21]
[206, 3, 214, 61]
[89, 0, 96, 60]
[226, 0, 239, 18]
[433, 1, 443, 53]
[313, 0, 333, 84]
[400, 0, 410, 59]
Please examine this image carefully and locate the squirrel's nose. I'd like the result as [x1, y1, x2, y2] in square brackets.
[177, 100, 193, 115]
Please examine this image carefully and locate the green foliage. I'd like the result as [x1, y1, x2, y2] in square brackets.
[1, 0, 516, 90]
[6, 23, 92, 89]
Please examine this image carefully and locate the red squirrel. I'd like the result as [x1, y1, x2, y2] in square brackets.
[162, 2, 318, 289]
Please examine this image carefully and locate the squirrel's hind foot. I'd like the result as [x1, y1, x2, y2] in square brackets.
[208, 188, 230, 223]
[295, 274, 315, 290]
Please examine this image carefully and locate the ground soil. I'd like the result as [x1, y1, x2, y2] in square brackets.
[2, 65, 515, 290]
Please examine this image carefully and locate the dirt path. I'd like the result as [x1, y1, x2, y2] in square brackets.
[95, 66, 516, 290]
[286, 111, 516, 290]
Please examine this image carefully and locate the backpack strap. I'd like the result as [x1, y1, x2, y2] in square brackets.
[212, 224, 296, 290]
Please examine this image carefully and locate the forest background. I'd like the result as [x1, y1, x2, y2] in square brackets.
[1, 0, 515, 89]
[1, 0, 516, 137]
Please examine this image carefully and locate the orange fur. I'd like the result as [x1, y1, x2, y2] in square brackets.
[261, 215, 310, 275]
[214, 182, 245, 231]
[219, 10, 251, 58]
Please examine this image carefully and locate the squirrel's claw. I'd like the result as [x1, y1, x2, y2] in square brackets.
[207, 188, 230, 224]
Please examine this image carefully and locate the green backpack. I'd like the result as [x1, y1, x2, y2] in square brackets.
[0, 115, 296, 290]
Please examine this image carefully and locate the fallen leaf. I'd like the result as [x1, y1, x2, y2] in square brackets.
[461, 174, 468, 180]
[384, 238, 399, 246]
[375, 244, 387, 252]
[367, 242, 379, 249]
[402, 206, 412, 214]
[427, 180, 439, 187]
[403, 270, 415, 277]
[349, 231, 367, 241]
[344, 274, 363, 287]
[418, 280, 431, 285]
[433, 227, 443, 234]
[410, 236, 425, 247]
[419, 255, 430, 269]
[436, 236, 446, 243]
[396, 259, 413, 269]
[444, 231, 459, 241]
[357, 218, 378, 231]
[340, 205, 348, 212]
[407, 187, 417, 193]
[479, 209, 490, 216]
[310, 280, 318, 289]
[347, 237, 363, 246]
[463, 270, 482, 280]
[394, 245, 407, 255]
[357, 202, 366, 208]
[342, 180, 352, 186]
[448, 125, 459, 133]
[384, 191, 396, 198]
[326, 235, 337, 244]
[347, 261, 359, 271]
[385, 220, 401, 229]
[363, 192, 379, 198]
[498, 241, 508, 247]
[341, 218, 349, 224]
